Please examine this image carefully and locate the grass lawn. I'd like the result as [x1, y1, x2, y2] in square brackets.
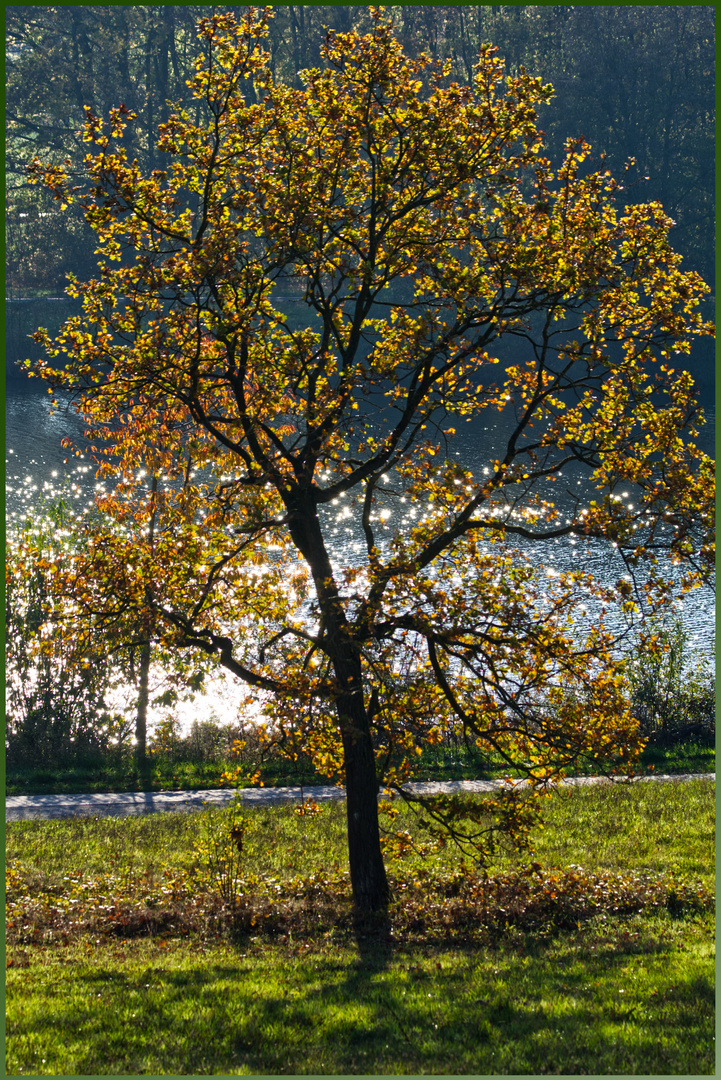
[6, 778, 715, 1075]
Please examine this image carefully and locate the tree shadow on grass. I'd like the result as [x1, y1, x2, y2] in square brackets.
[351, 907, 394, 969]
[7, 935, 714, 1075]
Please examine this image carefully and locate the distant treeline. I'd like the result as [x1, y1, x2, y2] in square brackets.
[7, 6, 714, 296]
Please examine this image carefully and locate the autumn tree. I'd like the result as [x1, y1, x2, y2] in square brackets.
[10, 8, 714, 296]
[26, 10, 713, 912]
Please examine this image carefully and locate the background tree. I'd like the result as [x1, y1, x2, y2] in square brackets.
[6, 498, 131, 769]
[7, 5, 205, 292]
[8, 6, 713, 306]
[388, 5, 715, 295]
[26, 10, 713, 912]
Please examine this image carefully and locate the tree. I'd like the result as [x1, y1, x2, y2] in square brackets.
[8, 8, 714, 298]
[26, 10, 713, 912]
[6, 5, 207, 293]
[6, 498, 131, 769]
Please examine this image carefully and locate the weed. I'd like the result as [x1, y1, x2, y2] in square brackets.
[190, 795, 251, 906]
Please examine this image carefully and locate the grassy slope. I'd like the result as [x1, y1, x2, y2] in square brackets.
[6, 779, 715, 1076]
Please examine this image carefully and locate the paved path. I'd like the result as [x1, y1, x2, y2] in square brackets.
[6, 772, 714, 822]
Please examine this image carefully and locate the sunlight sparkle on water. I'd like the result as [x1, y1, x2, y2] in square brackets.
[7, 414, 715, 738]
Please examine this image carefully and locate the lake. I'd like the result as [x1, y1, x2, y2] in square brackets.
[6, 296, 715, 734]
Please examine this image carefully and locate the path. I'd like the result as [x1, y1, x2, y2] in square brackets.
[6, 772, 714, 822]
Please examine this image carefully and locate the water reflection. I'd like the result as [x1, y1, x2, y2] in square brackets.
[7, 324, 715, 736]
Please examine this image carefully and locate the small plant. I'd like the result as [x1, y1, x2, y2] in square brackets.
[294, 799, 324, 817]
[191, 796, 252, 906]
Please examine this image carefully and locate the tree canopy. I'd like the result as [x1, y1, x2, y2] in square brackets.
[26, 9, 713, 911]
[8, 6, 714, 299]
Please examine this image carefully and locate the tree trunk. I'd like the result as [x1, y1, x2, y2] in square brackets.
[337, 679, 390, 913]
[135, 638, 150, 771]
[135, 471, 158, 775]
[286, 496, 389, 912]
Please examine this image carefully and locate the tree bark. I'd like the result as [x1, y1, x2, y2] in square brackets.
[135, 471, 158, 776]
[338, 679, 390, 913]
[135, 639, 150, 771]
[286, 494, 389, 913]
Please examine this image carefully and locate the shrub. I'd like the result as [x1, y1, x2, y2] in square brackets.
[625, 617, 714, 745]
[148, 715, 183, 761]
[5, 503, 130, 769]
[182, 719, 229, 764]
[190, 794, 252, 906]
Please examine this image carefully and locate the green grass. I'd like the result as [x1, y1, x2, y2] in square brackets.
[6, 779, 715, 1074]
[636, 738, 715, 776]
[7, 913, 714, 1075]
[5, 747, 329, 796]
[6, 777, 715, 886]
[397, 738, 715, 783]
[6, 737, 714, 797]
